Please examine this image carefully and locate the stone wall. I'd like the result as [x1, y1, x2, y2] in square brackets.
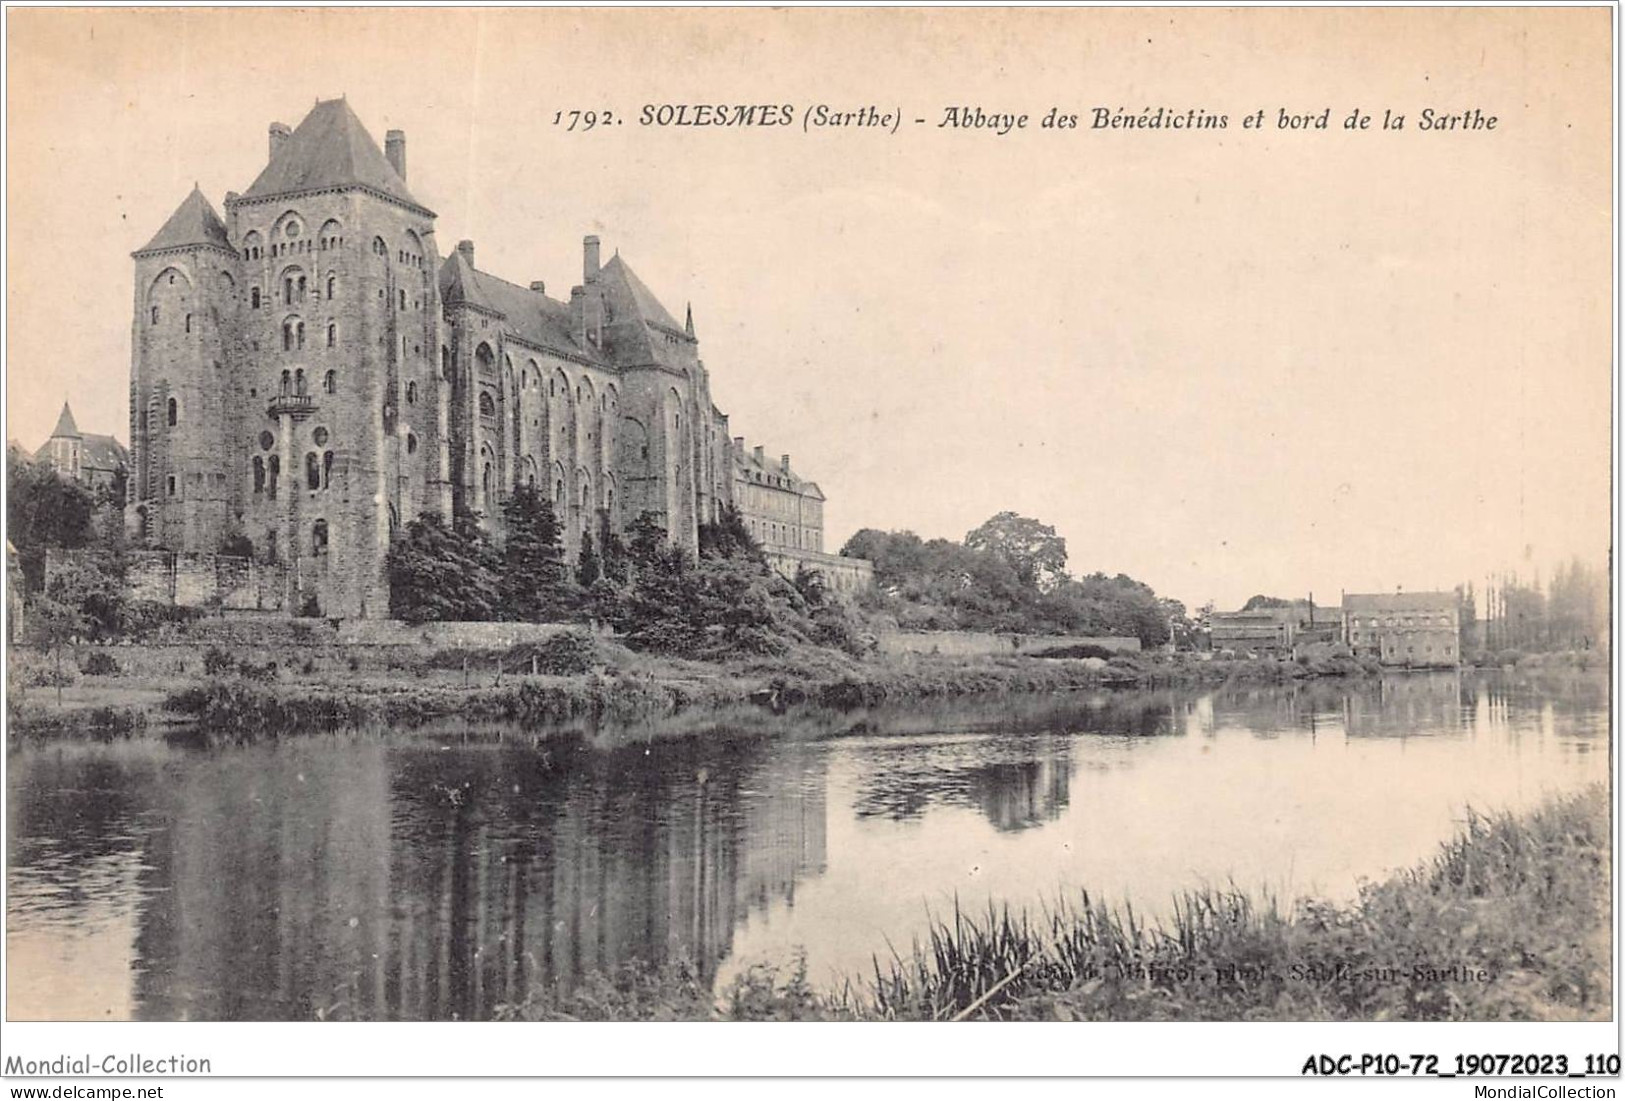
[874, 630, 1142, 658]
[49, 549, 286, 612]
[335, 618, 610, 648]
[763, 548, 873, 595]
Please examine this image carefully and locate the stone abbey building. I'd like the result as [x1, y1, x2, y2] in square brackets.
[129, 99, 866, 618]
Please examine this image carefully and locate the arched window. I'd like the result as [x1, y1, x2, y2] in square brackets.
[280, 369, 291, 395]
[326, 322, 336, 348]
[406, 432, 418, 455]
[373, 237, 387, 256]
[323, 451, 334, 488]
[252, 456, 265, 494]
[296, 321, 306, 350]
[398, 289, 406, 310]
[150, 306, 159, 325]
[267, 455, 279, 498]
[406, 381, 417, 404]
[326, 275, 336, 299]
[323, 369, 336, 394]
[482, 462, 493, 502]
[479, 392, 496, 417]
[166, 475, 176, 497]
[251, 287, 262, 309]
[295, 369, 307, 395]
[184, 313, 192, 333]
[306, 452, 320, 490]
[166, 397, 177, 427]
[312, 520, 328, 555]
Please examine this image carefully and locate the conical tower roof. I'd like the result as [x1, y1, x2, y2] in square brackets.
[135, 185, 232, 255]
[241, 98, 426, 212]
[48, 402, 80, 440]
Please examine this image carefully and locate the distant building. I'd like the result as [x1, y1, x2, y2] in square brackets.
[36, 402, 128, 491]
[1342, 592, 1460, 667]
[733, 439, 824, 553]
[1209, 608, 1296, 655]
[731, 437, 872, 594]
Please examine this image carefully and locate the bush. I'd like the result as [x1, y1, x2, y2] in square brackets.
[237, 658, 278, 682]
[202, 646, 235, 676]
[21, 666, 77, 688]
[80, 651, 120, 676]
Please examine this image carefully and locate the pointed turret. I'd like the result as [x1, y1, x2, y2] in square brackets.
[133, 185, 233, 256]
[685, 303, 695, 338]
[48, 402, 80, 440]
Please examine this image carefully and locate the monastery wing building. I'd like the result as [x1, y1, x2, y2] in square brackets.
[127, 99, 866, 618]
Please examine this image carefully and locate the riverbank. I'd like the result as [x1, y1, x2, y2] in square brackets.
[8, 630, 1609, 741]
[486, 784, 1611, 1022]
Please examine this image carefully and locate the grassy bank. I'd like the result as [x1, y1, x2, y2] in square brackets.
[10, 629, 1604, 741]
[487, 785, 1610, 1021]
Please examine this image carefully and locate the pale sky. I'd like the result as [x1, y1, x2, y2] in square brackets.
[5, 8, 1612, 609]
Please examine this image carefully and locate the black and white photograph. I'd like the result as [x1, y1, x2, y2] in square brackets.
[0, 4, 1616, 1089]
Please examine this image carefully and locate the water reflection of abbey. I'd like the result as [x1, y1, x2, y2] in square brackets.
[126, 738, 826, 1020]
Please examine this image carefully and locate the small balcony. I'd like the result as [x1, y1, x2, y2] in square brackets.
[267, 393, 317, 419]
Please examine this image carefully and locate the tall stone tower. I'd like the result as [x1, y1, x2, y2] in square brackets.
[129, 186, 238, 551]
[130, 99, 444, 618]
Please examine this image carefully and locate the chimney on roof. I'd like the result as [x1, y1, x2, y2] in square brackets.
[457, 240, 475, 267]
[570, 286, 587, 345]
[781, 454, 791, 473]
[268, 122, 291, 162]
[529, 281, 546, 295]
[753, 445, 765, 465]
[385, 129, 407, 180]
[733, 436, 745, 455]
[583, 236, 601, 283]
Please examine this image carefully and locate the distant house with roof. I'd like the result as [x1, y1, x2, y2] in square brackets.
[1208, 607, 1296, 656]
[731, 438, 872, 594]
[35, 402, 128, 492]
[1342, 591, 1460, 667]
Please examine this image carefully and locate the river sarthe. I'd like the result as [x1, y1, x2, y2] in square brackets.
[6, 671, 1609, 1021]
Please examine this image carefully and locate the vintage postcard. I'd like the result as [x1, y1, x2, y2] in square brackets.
[1, 4, 1615, 1089]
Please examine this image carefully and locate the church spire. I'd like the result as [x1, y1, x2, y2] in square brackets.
[685, 302, 695, 338]
[49, 401, 80, 440]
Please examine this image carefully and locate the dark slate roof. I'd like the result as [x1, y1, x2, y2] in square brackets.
[438, 251, 606, 365]
[241, 99, 424, 212]
[48, 402, 80, 439]
[601, 254, 683, 332]
[734, 442, 825, 501]
[136, 186, 233, 255]
[1342, 592, 1456, 612]
[80, 434, 128, 472]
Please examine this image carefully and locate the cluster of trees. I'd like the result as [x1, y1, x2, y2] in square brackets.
[840, 512, 1181, 647]
[1460, 559, 1610, 653]
[386, 494, 867, 659]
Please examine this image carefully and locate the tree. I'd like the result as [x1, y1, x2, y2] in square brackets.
[964, 512, 1068, 592]
[7, 454, 95, 589]
[625, 511, 670, 573]
[699, 504, 762, 561]
[386, 510, 500, 623]
[576, 532, 601, 587]
[500, 486, 571, 621]
[1241, 594, 1293, 611]
[792, 563, 827, 609]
